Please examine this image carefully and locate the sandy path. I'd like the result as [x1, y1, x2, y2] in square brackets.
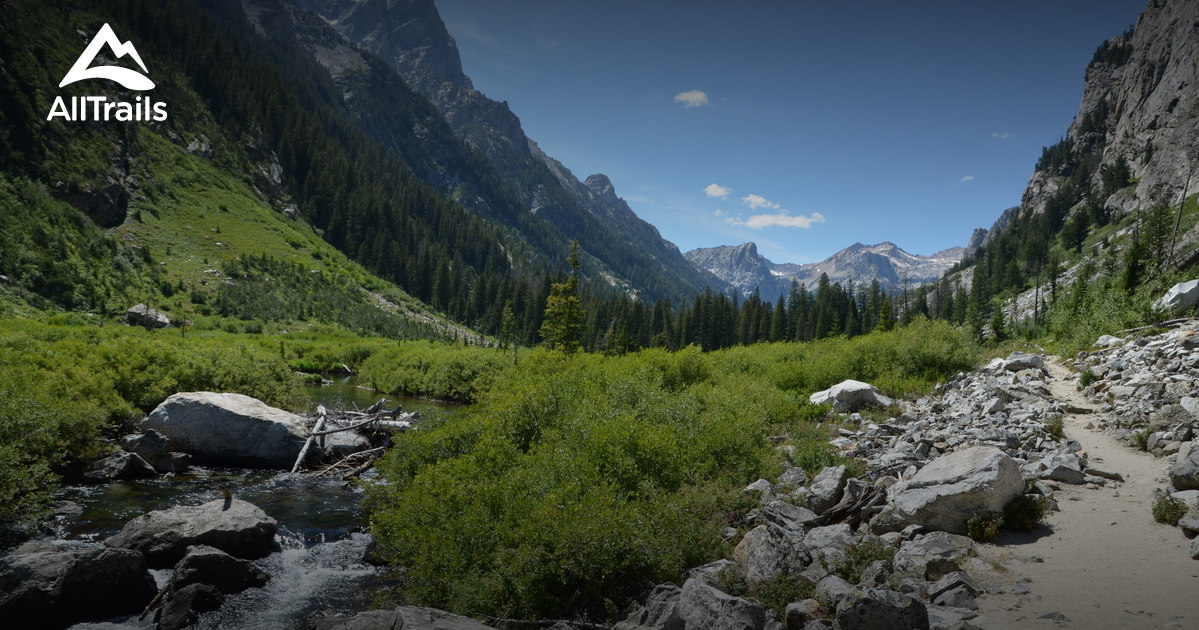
[969, 359, 1199, 629]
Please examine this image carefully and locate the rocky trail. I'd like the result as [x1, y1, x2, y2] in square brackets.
[973, 358, 1199, 629]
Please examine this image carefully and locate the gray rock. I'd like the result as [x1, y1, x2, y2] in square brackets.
[157, 583, 224, 630]
[784, 599, 822, 630]
[777, 467, 809, 489]
[893, 532, 976, 581]
[683, 559, 740, 586]
[1178, 510, 1199, 538]
[858, 560, 891, 587]
[926, 606, 980, 630]
[1154, 279, 1199, 314]
[126, 303, 170, 329]
[1004, 352, 1044, 372]
[805, 465, 849, 515]
[932, 586, 977, 610]
[1094, 335, 1125, 348]
[927, 571, 979, 601]
[884, 446, 1024, 534]
[810, 380, 892, 412]
[105, 498, 278, 569]
[814, 574, 854, 609]
[121, 428, 171, 458]
[804, 523, 855, 550]
[170, 545, 271, 594]
[147, 452, 192, 474]
[0, 546, 157, 630]
[1191, 539, 1199, 561]
[614, 583, 683, 630]
[143, 392, 366, 468]
[734, 525, 789, 582]
[835, 587, 929, 630]
[1170, 446, 1199, 491]
[678, 577, 766, 630]
[761, 500, 817, 538]
[82, 451, 158, 482]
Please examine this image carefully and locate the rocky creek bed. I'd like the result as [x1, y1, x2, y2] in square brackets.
[9, 328, 1199, 629]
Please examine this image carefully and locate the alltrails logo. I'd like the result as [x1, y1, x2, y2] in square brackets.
[46, 23, 168, 122]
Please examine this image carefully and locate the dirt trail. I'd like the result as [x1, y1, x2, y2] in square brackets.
[970, 358, 1199, 630]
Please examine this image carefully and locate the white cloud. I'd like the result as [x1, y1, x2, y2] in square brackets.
[713, 209, 724, 216]
[673, 90, 709, 108]
[960, 175, 975, 183]
[741, 194, 780, 210]
[728, 212, 826, 229]
[992, 132, 1013, 139]
[704, 183, 732, 198]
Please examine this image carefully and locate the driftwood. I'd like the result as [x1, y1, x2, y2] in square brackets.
[139, 583, 170, 620]
[309, 416, 382, 436]
[291, 405, 328, 473]
[313, 447, 387, 478]
[812, 478, 886, 528]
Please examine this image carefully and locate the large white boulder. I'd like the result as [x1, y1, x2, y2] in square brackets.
[1155, 279, 1199, 314]
[881, 446, 1024, 534]
[142, 392, 367, 468]
[810, 380, 893, 412]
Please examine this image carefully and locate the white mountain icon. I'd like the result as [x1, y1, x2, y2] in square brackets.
[59, 23, 154, 91]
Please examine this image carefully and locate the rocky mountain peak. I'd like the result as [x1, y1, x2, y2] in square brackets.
[296, 0, 471, 94]
[583, 174, 620, 208]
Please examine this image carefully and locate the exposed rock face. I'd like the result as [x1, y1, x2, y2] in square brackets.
[104, 498, 278, 569]
[835, 587, 929, 630]
[883, 446, 1024, 534]
[82, 451, 158, 482]
[141, 392, 367, 468]
[678, 577, 766, 630]
[264, 0, 725, 302]
[613, 583, 684, 630]
[685, 241, 968, 298]
[170, 545, 271, 594]
[157, 583, 224, 630]
[809, 380, 893, 413]
[979, 0, 1199, 253]
[125, 303, 171, 329]
[1156, 280, 1199, 315]
[0, 545, 157, 630]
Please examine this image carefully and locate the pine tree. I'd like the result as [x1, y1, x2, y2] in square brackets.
[539, 241, 584, 353]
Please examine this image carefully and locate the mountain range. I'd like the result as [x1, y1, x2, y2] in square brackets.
[684, 240, 971, 298]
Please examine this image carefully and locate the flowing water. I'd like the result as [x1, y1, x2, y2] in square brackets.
[44, 379, 460, 630]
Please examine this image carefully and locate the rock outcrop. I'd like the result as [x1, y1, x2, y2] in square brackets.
[125, 303, 171, 329]
[882, 446, 1024, 534]
[104, 498, 278, 569]
[141, 392, 367, 468]
[0, 544, 157, 630]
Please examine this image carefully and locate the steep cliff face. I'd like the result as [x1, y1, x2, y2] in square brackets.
[989, 0, 1199, 245]
[289, 0, 725, 301]
[684, 243, 787, 298]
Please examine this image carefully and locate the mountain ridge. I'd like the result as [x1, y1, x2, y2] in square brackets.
[684, 240, 968, 298]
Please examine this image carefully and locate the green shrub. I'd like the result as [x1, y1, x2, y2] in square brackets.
[1002, 495, 1047, 532]
[1044, 415, 1066, 439]
[1078, 370, 1095, 388]
[965, 514, 1003, 542]
[368, 348, 788, 619]
[359, 341, 514, 402]
[1153, 496, 1188, 526]
[830, 538, 896, 582]
[1134, 429, 1151, 451]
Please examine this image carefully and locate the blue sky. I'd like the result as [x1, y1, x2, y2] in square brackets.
[436, 0, 1146, 264]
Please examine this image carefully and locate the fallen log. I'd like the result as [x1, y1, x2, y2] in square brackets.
[291, 405, 327, 473]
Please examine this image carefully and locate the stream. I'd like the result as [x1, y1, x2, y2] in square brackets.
[35, 377, 460, 630]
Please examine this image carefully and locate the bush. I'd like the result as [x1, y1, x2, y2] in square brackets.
[369, 348, 791, 619]
[965, 514, 1004, 542]
[359, 341, 514, 402]
[1044, 415, 1065, 439]
[830, 538, 897, 582]
[1078, 369, 1095, 388]
[1153, 496, 1188, 526]
[713, 565, 815, 618]
[1002, 495, 1047, 532]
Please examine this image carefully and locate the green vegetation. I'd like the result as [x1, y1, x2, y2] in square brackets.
[1153, 496, 1188, 526]
[0, 318, 306, 526]
[965, 513, 1004, 542]
[829, 538, 897, 582]
[359, 342, 516, 402]
[714, 565, 816, 618]
[1044, 415, 1066, 439]
[1002, 495, 1047, 533]
[366, 321, 978, 620]
[965, 495, 1047, 542]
